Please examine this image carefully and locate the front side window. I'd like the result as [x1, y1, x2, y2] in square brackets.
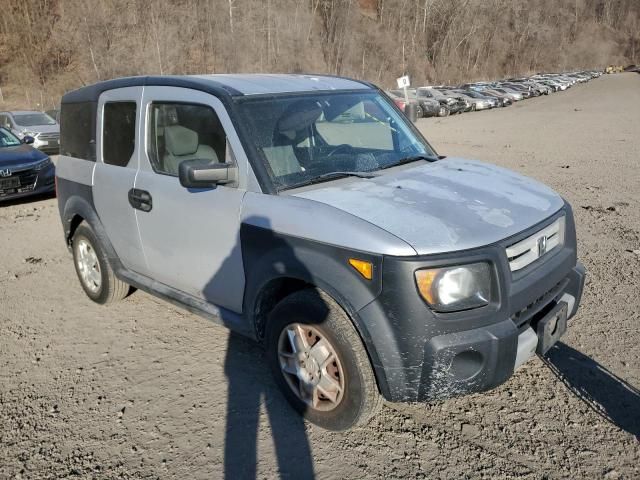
[13, 113, 56, 126]
[147, 103, 227, 176]
[235, 91, 436, 190]
[103, 102, 136, 167]
[0, 127, 21, 147]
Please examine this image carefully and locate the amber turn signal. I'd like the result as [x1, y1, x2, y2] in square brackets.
[349, 258, 373, 280]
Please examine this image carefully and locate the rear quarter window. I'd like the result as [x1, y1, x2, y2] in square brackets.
[60, 102, 95, 161]
[102, 102, 136, 167]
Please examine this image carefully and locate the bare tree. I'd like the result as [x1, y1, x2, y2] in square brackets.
[0, 0, 638, 109]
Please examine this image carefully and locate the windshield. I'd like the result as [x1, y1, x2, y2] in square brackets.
[418, 89, 441, 99]
[0, 127, 22, 147]
[13, 112, 56, 126]
[235, 91, 436, 191]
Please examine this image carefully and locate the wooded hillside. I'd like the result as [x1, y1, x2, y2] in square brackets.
[1, 0, 638, 109]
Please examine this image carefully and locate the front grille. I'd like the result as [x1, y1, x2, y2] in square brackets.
[17, 169, 37, 186]
[506, 216, 565, 272]
[38, 132, 59, 141]
[0, 168, 37, 192]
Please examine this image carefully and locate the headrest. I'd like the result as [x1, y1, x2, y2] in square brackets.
[164, 125, 198, 156]
[276, 100, 323, 133]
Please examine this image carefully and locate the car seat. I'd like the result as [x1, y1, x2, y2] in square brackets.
[163, 125, 218, 175]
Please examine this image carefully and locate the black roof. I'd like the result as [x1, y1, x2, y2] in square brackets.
[61, 74, 374, 104]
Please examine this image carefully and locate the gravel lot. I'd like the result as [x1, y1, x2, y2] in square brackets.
[1, 73, 639, 479]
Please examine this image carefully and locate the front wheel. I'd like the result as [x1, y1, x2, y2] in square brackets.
[265, 289, 381, 431]
[438, 105, 450, 117]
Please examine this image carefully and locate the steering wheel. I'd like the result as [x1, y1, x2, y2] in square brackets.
[326, 144, 354, 157]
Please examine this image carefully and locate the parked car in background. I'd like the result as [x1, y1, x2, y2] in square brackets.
[490, 87, 524, 101]
[439, 89, 492, 111]
[390, 89, 448, 117]
[416, 87, 467, 115]
[477, 89, 512, 107]
[0, 110, 60, 154]
[0, 127, 55, 202]
[506, 79, 551, 96]
[457, 89, 499, 109]
[499, 83, 533, 98]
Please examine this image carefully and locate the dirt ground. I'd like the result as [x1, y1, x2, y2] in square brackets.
[1, 73, 639, 479]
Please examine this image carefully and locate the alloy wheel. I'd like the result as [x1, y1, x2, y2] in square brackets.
[76, 239, 101, 293]
[278, 323, 345, 411]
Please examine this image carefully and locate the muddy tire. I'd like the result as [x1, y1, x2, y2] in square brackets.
[72, 222, 130, 305]
[265, 289, 382, 431]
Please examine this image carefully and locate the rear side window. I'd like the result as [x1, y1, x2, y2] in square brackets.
[60, 102, 94, 160]
[103, 102, 136, 167]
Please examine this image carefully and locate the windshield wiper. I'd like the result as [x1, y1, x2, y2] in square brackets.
[280, 171, 378, 191]
[380, 154, 439, 170]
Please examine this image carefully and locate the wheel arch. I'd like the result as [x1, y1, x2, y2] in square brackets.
[62, 195, 123, 270]
[241, 224, 390, 396]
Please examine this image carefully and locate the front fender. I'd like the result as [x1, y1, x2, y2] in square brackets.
[240, 223, 393, 392]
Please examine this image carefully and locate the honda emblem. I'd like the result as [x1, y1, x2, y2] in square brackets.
[537, 235, 548, 257]
[0, 168, 11, 177]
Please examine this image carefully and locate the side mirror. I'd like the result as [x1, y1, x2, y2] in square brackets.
[23, 135, 35, 145]
[178, 159, 237, 188]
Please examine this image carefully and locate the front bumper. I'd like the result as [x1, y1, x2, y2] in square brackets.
[418, 262, 584, 401]
[0, 163, 55, 202]
[33, 136, 60, 154]
[356, 209, 586, 402]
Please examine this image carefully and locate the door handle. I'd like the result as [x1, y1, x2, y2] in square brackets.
[128, 188, 153, 212]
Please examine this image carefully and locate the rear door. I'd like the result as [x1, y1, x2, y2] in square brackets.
[92, 87, 147, 273]
[133, 86, 248, 312]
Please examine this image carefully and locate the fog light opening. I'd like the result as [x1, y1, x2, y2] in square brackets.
[449, 350, 484, 381]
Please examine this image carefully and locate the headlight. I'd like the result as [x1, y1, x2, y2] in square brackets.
[34, 157, 51, 170]
[415, 262, 492, 312]
[22, 131, 37, 137]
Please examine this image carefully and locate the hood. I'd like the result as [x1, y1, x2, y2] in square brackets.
[0, 144, 48, 168]
[292, 158, 565, 255]
[17, 123, 59, 134]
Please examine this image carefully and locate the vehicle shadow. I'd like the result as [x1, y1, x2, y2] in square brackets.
[206, 215, 316, 479]
[541, 342, 640, 439]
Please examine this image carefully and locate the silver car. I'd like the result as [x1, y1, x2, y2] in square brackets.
[439, 89, 492, 111]
[0, 110, 60, 154]
[56, 74, 586, 431]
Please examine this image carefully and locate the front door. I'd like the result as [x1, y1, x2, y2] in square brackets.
[133, 87, 248, 313]
[92, 87, 147, 274]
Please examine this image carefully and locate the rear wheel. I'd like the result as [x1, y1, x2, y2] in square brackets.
[72, 222, 130, 305]
[265, 289, 381, 431]
[416, 105, 424, 118]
